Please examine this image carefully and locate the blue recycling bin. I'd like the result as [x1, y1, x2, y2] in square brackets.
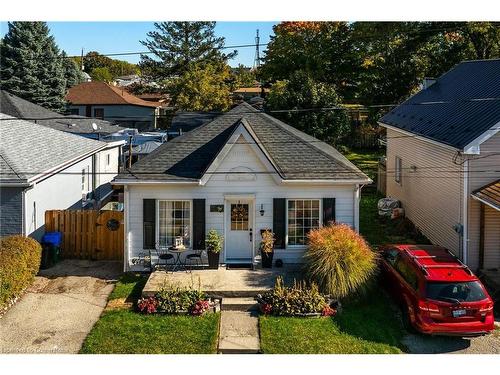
[41, 232, 62, 265]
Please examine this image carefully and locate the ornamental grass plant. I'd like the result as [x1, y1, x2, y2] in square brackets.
[304, 223, 378, 299]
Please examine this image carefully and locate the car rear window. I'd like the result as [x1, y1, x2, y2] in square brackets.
[425, 281, 487, 303]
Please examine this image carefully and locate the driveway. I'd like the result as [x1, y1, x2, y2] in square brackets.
[403, 328, 500, 354]
[0, 260, 121, 354]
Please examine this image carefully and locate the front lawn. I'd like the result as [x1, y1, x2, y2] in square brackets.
[80, 310, 220, 354]
[259, 290, 405, 354]
[80, 273, 220, 354]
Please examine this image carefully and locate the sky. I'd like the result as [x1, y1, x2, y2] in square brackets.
[0, 22, 277, 67]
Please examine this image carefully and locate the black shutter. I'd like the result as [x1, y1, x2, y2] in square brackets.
[322, 198, 336, 226]
[273, 198, 286, 249]
[143, 199, 156, 249]
[192, 199, 206, 250]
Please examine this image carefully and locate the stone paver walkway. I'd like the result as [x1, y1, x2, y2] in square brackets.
[218, 311, 260, 354]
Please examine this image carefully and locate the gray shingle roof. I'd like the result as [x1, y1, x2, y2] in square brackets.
[0, 90, 127, 135]
[379, 59, 500, 149]
[116, 102, 369, 182]
[0, 114, 107, 183]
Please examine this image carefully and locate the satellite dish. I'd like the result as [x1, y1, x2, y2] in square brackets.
[92, 123, 98, 131]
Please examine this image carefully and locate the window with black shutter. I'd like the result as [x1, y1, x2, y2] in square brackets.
[322, 198, 336, 226]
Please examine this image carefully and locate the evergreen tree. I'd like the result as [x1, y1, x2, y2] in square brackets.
[62, 51, 84, 89]
[0, 22, 67, 112]
[139, 22, 237, 81]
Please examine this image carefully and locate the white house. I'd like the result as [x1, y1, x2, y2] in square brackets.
[379, 59, 500, 272]
[114, 102, 371, 271]
[0, 114, 121, 239]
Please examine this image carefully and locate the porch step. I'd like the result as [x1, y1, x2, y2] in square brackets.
[205, 290, 268, 298]
[218, 311, 260, 354]
[221, 297, 259, 312]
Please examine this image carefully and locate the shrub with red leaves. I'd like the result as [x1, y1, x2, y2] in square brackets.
[137, 297, 158, 314]
[260, 303, 272, 315]
[321, 306, 337, 317]
[190, 300, 211, 316]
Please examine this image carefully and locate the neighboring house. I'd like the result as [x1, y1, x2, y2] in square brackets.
[0, 114, 112, 239]
[124, 140, 163, 166]
[0, 90, 126, 199]
[0, 90, 128, 140]
[233, 86, 269, 101]
[66, 82, 165, 131]
[168, 111, 219, 138]
[379, 59, 500, 272]
[114, 102, 371, 271]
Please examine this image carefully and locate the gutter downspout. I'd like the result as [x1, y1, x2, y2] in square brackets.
[123, 185, 130, 272]
[354, 184, 363, 232]
[462, 158, 469, 265]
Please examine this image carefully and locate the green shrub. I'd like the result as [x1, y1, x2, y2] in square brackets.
[257, 277, 333, 316]
[139, 282, 207, 314]
[304, 224, 378, 299]
[205, 229, 223, 253]
[0, 235, 42, 308]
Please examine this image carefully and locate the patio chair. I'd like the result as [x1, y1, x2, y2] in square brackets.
[186, 249, 204, 270]
[150, 244, 174, 272]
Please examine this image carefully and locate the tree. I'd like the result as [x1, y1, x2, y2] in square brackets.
[0, 22, 67, 111]
[169, 62, 233, 111]
[74, 51, 139, 81]
[139, 22, 237, 81]
[265, 71, 350, 145]
[232, 64, 257, 88]
[261, 22, 359, 98]
[90, 67, 114, 83]
[62, 51, 84, 89]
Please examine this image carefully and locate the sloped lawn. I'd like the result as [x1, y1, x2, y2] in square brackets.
[80, 273, 220, 354]
[259, 290, 405, 354]
[80, 310, 219, 354]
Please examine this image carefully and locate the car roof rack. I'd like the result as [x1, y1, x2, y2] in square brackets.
[402, 248, 473, 276]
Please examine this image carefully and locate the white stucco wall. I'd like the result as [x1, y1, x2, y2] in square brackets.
[124, 136, 360, 271]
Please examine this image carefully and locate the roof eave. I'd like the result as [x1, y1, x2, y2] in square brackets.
[378, 121, 461, 151]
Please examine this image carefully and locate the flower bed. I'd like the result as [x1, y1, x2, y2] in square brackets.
[255, 277, 340, 317]
[137, 283, 220, 316]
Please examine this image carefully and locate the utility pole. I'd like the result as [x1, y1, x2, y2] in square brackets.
[80, 48, 84, 71]
[253, 29, 260, 69]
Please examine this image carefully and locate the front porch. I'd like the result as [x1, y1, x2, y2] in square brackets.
[142, 264, 303, 298]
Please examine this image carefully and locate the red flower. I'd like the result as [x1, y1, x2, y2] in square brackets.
[321, 306, 336, 317]
[260, 303, 272, 315]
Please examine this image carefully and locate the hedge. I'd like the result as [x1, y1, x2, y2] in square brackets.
[0, 235, 42, 309]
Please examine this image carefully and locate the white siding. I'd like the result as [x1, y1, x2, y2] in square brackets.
[385, 128, 464, 257]
[95, 146, 121, 187]
[467, 133, 500, 270]
[125, 137, 358, 270]
[24, 156, 94, 240]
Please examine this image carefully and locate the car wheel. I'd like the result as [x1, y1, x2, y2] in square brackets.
[401, 306, 417, 333]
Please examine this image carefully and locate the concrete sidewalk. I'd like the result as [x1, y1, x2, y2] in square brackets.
[0, 260, 121, 354]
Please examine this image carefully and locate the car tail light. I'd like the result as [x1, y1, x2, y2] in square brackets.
[418, 299, 440, 315]
[479, 301, 494, 315]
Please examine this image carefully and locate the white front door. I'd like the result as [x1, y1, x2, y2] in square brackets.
[225, 199, 253, 262]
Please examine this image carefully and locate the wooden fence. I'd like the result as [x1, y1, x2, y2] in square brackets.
[45, 210, 124, 260]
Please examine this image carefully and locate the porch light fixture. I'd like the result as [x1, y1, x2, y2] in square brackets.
[259, 204, 265, 216]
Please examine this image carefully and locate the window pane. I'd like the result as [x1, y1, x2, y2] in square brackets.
[231, 204, 248, 231]
[287, 199, 321, 247]
[159, 201, 191, 247]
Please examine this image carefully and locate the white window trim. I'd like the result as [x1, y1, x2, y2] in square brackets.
[156, 199, 193, 249]
[395, 156, 402, 185]
[285, 198, 322, 249]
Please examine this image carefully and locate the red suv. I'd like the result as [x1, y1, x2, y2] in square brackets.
[379, 244, 494, 337]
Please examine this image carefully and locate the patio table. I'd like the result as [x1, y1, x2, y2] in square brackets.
[168, 246, 188, 272]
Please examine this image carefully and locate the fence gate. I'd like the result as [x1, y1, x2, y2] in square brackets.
[45, 210, 124, 260]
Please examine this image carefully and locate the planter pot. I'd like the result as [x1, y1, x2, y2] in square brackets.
[261, 251, 274, 268]
[207, 251, 220, 269]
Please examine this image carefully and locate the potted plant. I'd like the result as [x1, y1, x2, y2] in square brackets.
[206, 229, 223, 269]
[260, 229, 275, 268]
